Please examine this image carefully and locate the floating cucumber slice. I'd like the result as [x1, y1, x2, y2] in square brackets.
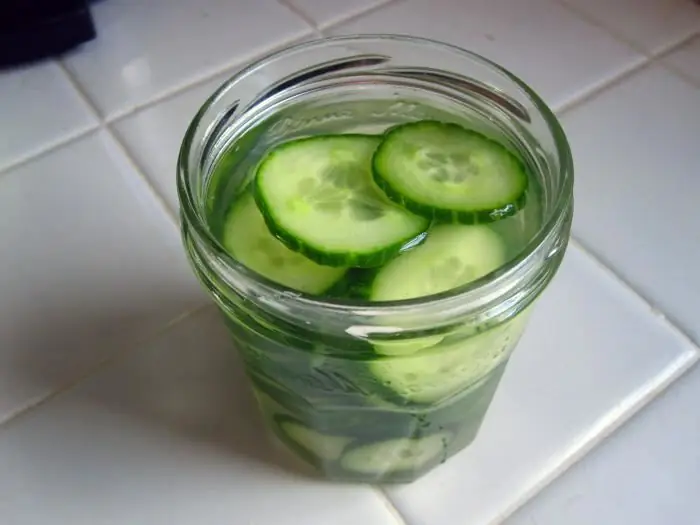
[370, 224, 507, 302]
[276, 415, 351, 462]
[373, 120, 528, 223]
[254, 135, 429, 267]
[222, 192, 345, 294]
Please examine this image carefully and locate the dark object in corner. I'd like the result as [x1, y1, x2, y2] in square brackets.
[0, 0, 97, 68]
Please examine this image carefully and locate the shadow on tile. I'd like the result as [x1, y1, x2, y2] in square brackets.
[11, 306, 318, 481]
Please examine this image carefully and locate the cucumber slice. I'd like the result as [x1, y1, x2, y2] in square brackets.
[276, 415, 351, 462]
[370, 224, 506, 302]
[222, 192, 345, 294]
[254, 135, 429, 267]
[373, 335, 444, 356]
[373, 120, 528, 223]
[369, 315, 527, 404]
[340, 432, 451, 475]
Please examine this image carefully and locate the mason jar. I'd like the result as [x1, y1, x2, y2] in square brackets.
[177, 35, 573, 483]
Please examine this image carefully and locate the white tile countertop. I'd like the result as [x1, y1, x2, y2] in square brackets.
[1, 1, 699, 524]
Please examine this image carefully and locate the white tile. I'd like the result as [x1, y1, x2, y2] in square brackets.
[0, 309, 398, 525]
[0, 132, 206, 424]
[665, 35, 700, 84]
[112, 75, 230, 213]
[329, 0, 644, 110]
[62, 0, 311, 119]
[0, 61, 97, 171]
[286, 0, 385, 28]
[111, 28, 317, 214]
[383, 245, 696, 525]
[562, 0, 700, 55]
[505, 360, 700, 525]
[562, 65, 700, 343]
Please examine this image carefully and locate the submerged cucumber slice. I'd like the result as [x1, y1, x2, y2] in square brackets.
[370, 315, 527, 404]
[373, 335, 444, 357]
[276, 416, 351, 462]
[222, 192, 345, 294]
[254, 135, 429, 267]
[370, 224, 507, 302]
[369, 224, 506, 355]
[373, 121, 528, 223]
[340, 432, 451, 475]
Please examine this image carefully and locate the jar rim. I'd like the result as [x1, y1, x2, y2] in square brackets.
[177, 33, 573, 319]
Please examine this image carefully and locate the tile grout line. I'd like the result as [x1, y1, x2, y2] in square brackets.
[652, 31, 699, 59]
[0, 124, 98, 179]
[1, 65, 212, 434]
[0, 60, 102, 178]
[649, 29, 700, 59]
[56, 60, 105, 120]
[277, 0, 404, 33]
[570, 236, 700, 351]
[58, 59, 181, 227]
[552, 0, 654, 57]
[0, 304, 211, 433]
[547, 3, 700, 114]
[60, 0, 403, 126]
[276, 0, 319, 31]
[658, 60, 700, 91]
[102, 28, 321, 125]
[554, 57, 652, 116]
[651, 31, 700, 59]
[554, 0, 700, 61]
[55, 62, 182, 225]
[553, 28, 700, 117]
[489, 349, 700, 525]
[102, 75, 214, 123]
[653, 33, 700, 91]
[61, 30, 317, 126]
[101, 30, 317, 124]
[58, 62, 182, 227]
[105, 124, 180, 226]
[372, 487, 410, 525]
[318, 0, 407, 34]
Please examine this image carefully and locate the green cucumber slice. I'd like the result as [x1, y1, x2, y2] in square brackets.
[373, 120, 528, 223]
[254, 135, 429, 267]
[373, 335, 444, 357]
[222, 192, 345, 294]
[276, 415, 351, 462]
[369, 224, 506, 355]
[370, 224, 507, 302]
[369, 315, 527, 404]
[340, 433, 451, 475]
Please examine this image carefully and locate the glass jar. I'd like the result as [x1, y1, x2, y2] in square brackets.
[178, 35, 573, 483]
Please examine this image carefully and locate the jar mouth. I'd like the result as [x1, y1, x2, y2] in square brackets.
[177, 34, 573, 318]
